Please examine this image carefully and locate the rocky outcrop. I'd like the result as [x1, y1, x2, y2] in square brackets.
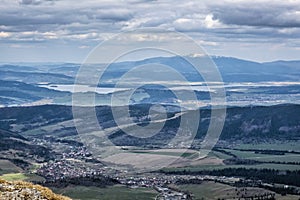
[0, 179, 71, 200]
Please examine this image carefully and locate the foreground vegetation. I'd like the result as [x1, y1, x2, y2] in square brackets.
[0, 179, 71, 200]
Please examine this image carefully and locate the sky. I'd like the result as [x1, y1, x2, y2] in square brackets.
[0, 0, 300, 63]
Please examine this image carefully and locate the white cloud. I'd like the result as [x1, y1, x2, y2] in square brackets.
[0, 31, 11, 38]
[204, 14, 222, 28]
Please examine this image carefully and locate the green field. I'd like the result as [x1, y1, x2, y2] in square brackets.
[210, 150, 233, 160]
[176, 181, 235, 199]
[163, 162, 300, 173]
[224, 148, 300, 163]
[0, 159, 22, 175]
[52, 185, 158, 200]
[0, 159, 45, 182]
[176, 181, 300, 200]
[249, 153, 300, 162]
[0, 172, 45, 182]
[236, 141, 300, 151]
[162, 146, 300, 172]
[0, 173, 28, 181]
[129, 150, 198, 158]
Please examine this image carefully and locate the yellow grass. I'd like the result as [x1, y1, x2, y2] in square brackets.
[0, 179, 71, 200]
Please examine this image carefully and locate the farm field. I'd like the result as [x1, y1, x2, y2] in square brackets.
[125, 147, 300, 172]
[235, 141, 300, 151]
[163, 148, 300, 172]
[103, 149, 225, 169]
[0, 173, 28, 181]
[221, 147, 300, 163]
[176, 181, 300, 200]
[0, 172, 45, 182]
[0, 159, 22, 175]
[163, 163, 300, 173]
[52, 185, 158, 200]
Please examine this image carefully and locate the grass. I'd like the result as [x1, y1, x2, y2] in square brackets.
[163, 163, 300, 173]
[210, 150, 233, 160]
[0, 172, 45, 182]
[249, 154, 300, 162]
[162, 147, 300, 173]
[224, 149, 300, 163]
[0, 159, 45, 182]
[0, 159, 22, 175]
[129, 150, 197, 158]
[227, 149, 269, 158]
[52, 185, 158, 200]
[0, 173, 28, 181]
[176, 181, 234, 199]
[236, 141, 300, 151]
[130, 148, 274, 162]
[128, 149, 231, 160]
[176, 181, 300, 200]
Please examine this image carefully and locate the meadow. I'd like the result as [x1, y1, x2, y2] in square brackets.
[52, 185, 158, 200]
[176, 181, 300, 200]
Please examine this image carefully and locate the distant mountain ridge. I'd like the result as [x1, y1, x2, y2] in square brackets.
[1, 56, 299, 82]
[0, 56, 299, 106]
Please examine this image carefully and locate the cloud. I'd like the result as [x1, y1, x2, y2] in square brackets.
[208, 1, 300, 28]
[0, 0, 300, 62]
[1, 0, 300, 42]
[19, 0, 41, 5]
[18, 0, 57, 6]
[0, 31, 11, 38]
[0, 0, 135, 43]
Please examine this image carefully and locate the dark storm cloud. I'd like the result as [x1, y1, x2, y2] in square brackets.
[0, 0, 300, 62]
[0, 2, 133, 42]
[0, 7, 132, 27]
[0, 0, 197, 42]
[19, 0, 40, 5]
[1, 0, 300, 47]
[208, 2, 300, 28]
[18, 0, 58, 6]
[0, 12, 72, 26]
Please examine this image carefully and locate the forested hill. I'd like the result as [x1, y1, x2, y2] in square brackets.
[0, 104, 299, 144]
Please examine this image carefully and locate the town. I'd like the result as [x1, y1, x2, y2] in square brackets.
[33, 142, 286, 200]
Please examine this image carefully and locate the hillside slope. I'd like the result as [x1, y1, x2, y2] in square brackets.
[0, 179, 71, 200]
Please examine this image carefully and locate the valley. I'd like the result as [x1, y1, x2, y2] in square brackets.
[0, 57, 299, 199]
[0, 104, 300, 199]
